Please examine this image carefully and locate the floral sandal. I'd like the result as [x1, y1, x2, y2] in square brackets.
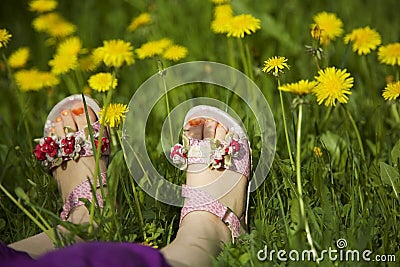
[33, 94, 110, 220]
[170, 105, 252, 241]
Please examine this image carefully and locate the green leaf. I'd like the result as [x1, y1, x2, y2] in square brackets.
[391, 139, 400, 166]
[379, 162, 400, 198]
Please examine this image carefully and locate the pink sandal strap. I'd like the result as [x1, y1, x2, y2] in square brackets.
[60, 172, 107, 221]
[34, 121, 110, 170]
[180, 185, 242, 238]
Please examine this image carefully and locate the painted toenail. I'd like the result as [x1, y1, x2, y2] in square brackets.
[205, 118, 214, 122]
[72, 107, 84, 116]
[56, 116, 62, 122]
[189, 118, 204, 126]
[62, 110, 69, 116]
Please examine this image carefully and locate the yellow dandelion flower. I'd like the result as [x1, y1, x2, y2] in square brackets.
[32, 12, 59, 32]
[225, 14, 260, 38]
[14, 69, 59, 91]
[262, 56, 290, 77]
[79, 53, 102, 71]
[95, 39, 134, 68]
[40, 71, 59, 87]
[0, 28, 12, 48]
[313, 146, 323, 157]
[344, 26, 381, 55]
[8, 47, 30, 68]
[32, 12, 76, 37]
[29, 0, 57, 13]
[313, 67, 354, 107]
[99, 103, 128, 128]
[127, 12, 151, 32]
[88, 72, 118, 92]
[57, 36, 83, 56]
[312, 12, 343, 45]
[163, 45, 188, 61]
[211, 4, 233, 34]
[210, 0, 230, 4]
[382, 81, 400, 101]
[279, 80, 318, 96]
[378, 43, 400, 66]
[49, 53, 78, 74]
[47, 20, 76, 38]
[135, 38, 173, 59]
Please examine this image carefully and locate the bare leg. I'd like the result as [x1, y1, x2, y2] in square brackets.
[9, 103, 107, 258]
[162, 118, 249, 267]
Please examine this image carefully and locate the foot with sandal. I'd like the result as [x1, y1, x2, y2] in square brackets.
[1, 98, 252, 267]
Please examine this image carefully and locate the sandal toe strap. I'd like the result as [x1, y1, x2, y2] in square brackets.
[180, 185, 242, 239]
[61, 172, 107, 221]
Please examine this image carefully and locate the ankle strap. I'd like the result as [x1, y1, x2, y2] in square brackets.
[61, 172, 107, 221]
[180, 185, 242, 239]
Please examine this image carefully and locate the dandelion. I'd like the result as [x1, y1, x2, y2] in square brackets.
[313, 146, 323, 157]
[262, 56, 290, 77]
[382, 81, 400, 101]
[127, 13, 151, 32]
[79, 53, 102, 71]
[32, 12, 76, 38]
[378, 43, 400, 66]
[58, 36, 83, 55]
[344, 26, 381, 55]
[0, 28, 12, 48]
[88, 72, 118, 92]
[8, 47, 30, 68]
[49, 54, 78, 74]
[135, 38, 173, 59]
[312, 12, 343, 45]
[14, 69, 59, 91]
[163, 45, 188, 61]
[279, 80, 318, 96]
[95, 39, 134, 68]
[225, 14, 260, 38]
[211, 4, 233, 34]
[99, 103, 128, 128]
[29, 0, 58, 13]
[313, 67, 354, 107]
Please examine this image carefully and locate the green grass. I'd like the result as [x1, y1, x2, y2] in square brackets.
[1, 0, 400, 266]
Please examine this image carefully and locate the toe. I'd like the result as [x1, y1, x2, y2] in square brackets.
[61, 109, 77, 133]
[71, 103, 97, 130]
[54, 116, 64, 136]
[215, 123, 226, 141]
[203, 119, 218, 139]
[184, 118, 204, 139]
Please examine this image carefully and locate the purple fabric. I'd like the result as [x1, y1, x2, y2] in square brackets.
[0, 241, 170, 267]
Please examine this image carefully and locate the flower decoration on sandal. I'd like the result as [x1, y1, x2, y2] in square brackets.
[170, 132, 245, 172]
[34, 121, 109, 169]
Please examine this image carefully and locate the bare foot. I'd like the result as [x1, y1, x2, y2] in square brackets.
[51, 102, 107, 224]
[9, 100, 108, 257]
[162, 116, 249, 267]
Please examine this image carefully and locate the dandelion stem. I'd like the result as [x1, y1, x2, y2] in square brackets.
[296, 103, 317, 259]
[158, 61, 174, 146]
[391, 104, 400, 124]
[238, 39, 250, 77]
[278, 79, 295, 170]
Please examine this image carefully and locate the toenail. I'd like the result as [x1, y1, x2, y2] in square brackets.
[189, 118, 204, 126]
[56, 116, 62, 122]
[205, 118, 215, 123]
[72, 107, 84, 116]
[62, 110, 69, 116]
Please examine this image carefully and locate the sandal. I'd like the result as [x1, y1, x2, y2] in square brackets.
[170, 105, 252, 241]
[33, 94, 110, 220]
